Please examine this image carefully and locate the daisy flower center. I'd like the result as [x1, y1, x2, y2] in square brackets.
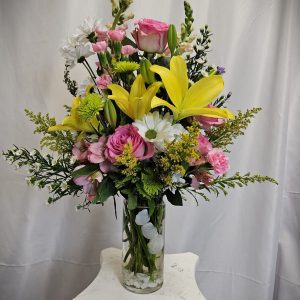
[145, 129, 157, 140]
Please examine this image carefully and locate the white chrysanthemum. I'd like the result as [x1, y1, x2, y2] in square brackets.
[65, 44, 94, 68]
[133, 111, 186, 151]
[76, 17, 100, 42]
[77, 77, 94, 97]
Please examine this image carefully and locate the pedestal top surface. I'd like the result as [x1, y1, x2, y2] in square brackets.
[74, 247, 206, 300]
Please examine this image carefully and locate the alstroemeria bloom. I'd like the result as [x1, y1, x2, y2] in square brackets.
[87, 136, 107, 163]
[48, 97, 99, 133]
[107, 75, 161, 120]
[72, 140, 90, 161]
[73, 166, 103, 201]
[150, 56, 235, 121]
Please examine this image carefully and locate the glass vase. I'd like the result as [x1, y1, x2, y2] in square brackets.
[121, 199, 165, 294]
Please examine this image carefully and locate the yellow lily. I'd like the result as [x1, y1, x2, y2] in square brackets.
[107, 75, 161, 120]
[48, 97, 98, 133]
[150, 56, 234, 121]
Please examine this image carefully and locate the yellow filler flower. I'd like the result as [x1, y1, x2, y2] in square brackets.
[107, 75, 161, 120]
[48, 97, 98, 133]
[150, 56, 234, 121]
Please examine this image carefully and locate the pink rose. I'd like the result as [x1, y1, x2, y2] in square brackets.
[72, 140, 90, 161]
[92, 41, 108, 53]
[132, 18, 169, 53]
[73, 165, 103, 202]
[121, 45, 138, 56]
[108, 29, 125, 41]
[96, 28, 108, 41]
[195, 104, 225, 130]
[197, 134, 212, 155]
[105, 125, 155, 163]
[207, 148, 229, 175]
[96, 74, 112, 90]
[87, 136, 107, 163]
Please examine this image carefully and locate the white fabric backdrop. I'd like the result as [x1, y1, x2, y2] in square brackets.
[0, 0, 299, 299]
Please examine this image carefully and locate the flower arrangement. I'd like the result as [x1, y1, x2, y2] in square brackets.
[2, 0, 277, 293]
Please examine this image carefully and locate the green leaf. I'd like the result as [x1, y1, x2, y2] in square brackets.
[165, 189, 183, 206]
[127, 192, 137, 210]
[71, 164, 99, 178]
[93, 176, 117, 204]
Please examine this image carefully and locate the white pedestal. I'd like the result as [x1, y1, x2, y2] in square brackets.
[74, 248, 206, 300]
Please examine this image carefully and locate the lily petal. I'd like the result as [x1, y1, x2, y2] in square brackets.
[170, 56, 189, 98]
[179, 107, 235, 121]
[183, 75, 224, 109]
[150, 64, 183, 108]
[108, 84, 132, 118]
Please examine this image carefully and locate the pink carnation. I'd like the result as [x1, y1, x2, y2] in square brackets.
[96, 28, 108, 41]
[87, 136, 107, 163]
[92, 41, 108, 53]
[96, 74, 112, 89]
[121, 45, 138, 56]
[108, 29, 125, 41]
[197, 134, 212, 155]
[207, 148, 229, 175]
[72, 140, 90, 161]
[105, 125, 155, 163]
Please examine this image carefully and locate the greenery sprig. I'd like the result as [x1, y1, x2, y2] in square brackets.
[2, 146, 81, 204]
[207, 107, 262, 151]
[63, 65, 78, 96]
[25, 109, 73, 154]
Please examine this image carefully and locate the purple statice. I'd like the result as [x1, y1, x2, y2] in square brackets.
[217, 66, 226, 75]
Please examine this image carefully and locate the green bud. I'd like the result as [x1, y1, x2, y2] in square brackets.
[140, 59, 156, 84]
[168, 24, 177, 56]
[104, 99, 117, 129]
[113, 42, 122, 59]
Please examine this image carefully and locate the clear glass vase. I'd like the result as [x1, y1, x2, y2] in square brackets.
[121, 199, 165, 294]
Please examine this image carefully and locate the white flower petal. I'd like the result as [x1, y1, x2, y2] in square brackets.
[135, 209, 150, 226]
[141, 223, 158, 239]
[148, 234, 164, 254]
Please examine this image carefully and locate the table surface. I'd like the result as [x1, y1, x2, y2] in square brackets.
[74, 247, 206, 300]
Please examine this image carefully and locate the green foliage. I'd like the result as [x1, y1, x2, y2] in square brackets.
[71, 164, 99, 178]
[207, 107, 262, 151]
[213, 92, 232, 108]
[63, 65, 77, 96]
[207, 172, 278, 198]
[180, 1, 194, 42]
[25, 109, 73, 154]
[2, 146, 81, 203]
[93, 176, 118, 204]
[165, 189, 183, 206]
[141, 170, 164, 197]
[186, 25, 212, 82]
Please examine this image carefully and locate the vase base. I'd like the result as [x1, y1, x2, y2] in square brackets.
[122, 282, 163, 294]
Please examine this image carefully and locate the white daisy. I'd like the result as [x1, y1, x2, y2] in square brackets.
[77, 77, 94, 97]
[133, 111, 186, 151]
